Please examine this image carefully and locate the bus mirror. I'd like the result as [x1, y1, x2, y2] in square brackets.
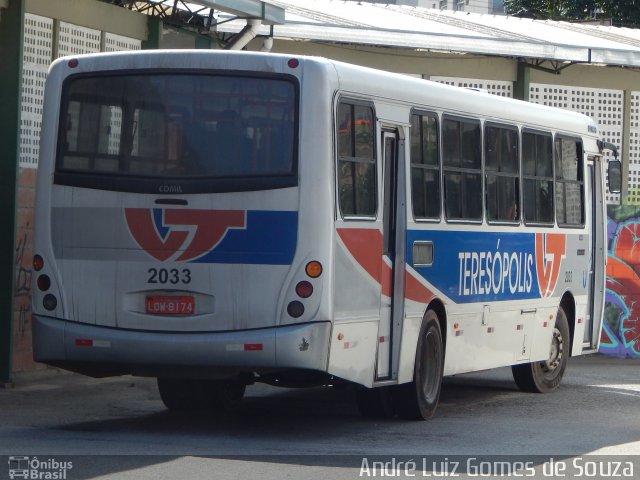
[608, 160, 622, 194]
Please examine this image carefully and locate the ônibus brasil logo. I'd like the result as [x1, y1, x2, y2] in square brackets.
[125, 208, 246, 262]
[535, 232, 566, 298]
[8, 456, 73, 480]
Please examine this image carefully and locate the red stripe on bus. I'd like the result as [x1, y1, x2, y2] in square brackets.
[337, 228, 391, 297]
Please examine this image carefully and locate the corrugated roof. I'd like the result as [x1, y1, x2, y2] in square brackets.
[214, 0, 640, 67]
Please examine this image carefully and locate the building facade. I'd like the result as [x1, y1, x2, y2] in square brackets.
[362, 0, 505, 14]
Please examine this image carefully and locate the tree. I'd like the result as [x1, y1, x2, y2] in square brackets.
[598, 1, 640, 27]
[504, 1, 600, 21]
[504, 0, 640, 26]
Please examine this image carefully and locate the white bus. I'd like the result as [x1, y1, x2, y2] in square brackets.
[32, 50, 621, 419]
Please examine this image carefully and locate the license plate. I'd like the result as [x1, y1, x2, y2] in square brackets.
[145, 295, 195, 315]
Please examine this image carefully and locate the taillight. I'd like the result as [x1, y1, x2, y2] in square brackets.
[295, 281, 313, 298]
[33, 255, 44, 271]
[43, 294, 57, 311]
[37, 275, 51, 292]
[305, 261, 322, 278]
[287, 301, 304, 318]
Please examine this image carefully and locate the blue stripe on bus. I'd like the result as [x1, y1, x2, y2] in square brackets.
[192, 210, 298, 265]
[407, 230, 543, 303]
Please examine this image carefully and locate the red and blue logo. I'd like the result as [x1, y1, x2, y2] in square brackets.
[125, 208, 246, 262]
[535, 232, 567, 298]
[125, 208, 298, 265]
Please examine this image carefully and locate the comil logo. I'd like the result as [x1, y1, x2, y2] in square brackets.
[535, 233, 567, 298]
[125, 208, 246, 262]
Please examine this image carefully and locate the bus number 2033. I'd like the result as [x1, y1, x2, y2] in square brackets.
[147, 268, 192, 285]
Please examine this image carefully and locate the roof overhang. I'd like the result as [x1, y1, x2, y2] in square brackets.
[172, 0, 284, 25]
[214, 0, 640, 69]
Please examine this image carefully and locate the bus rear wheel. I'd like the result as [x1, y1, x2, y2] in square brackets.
[394, 309, 444, 420]
[511, 305, 570, 393]
[157, 377, 246, 412]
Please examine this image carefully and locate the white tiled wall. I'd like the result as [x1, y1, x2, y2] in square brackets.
[430, 76, 513, 97]
[530, 83, 624, 204]
[19, 16, 141, 169]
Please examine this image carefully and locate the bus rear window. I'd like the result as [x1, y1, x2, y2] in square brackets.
[56, 72, 298, 193]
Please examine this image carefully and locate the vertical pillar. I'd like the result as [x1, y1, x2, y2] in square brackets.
[0, 0, 25, 384]
[195, 34, 211, 49]
[513, 61, 530, 102]
[621, 90, 632, 204]
[142, 15, 160, 50]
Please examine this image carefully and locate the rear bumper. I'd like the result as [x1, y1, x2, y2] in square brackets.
[33, 315, 331, 377]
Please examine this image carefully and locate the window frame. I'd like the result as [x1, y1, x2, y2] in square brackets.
[409, 109, 441, 222]
[521, 128, 555, 227]
[484, 121, 520, 226]
[54, 69, 300, 195]
[441, 114, 483, 224]
[554, 134, 585, 228]
[335, 97, 378, 220]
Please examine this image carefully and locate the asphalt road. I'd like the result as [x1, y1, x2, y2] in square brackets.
[1, 354, 639, 479]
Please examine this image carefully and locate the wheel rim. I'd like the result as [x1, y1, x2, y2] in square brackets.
[541, 326, 564, 379]
[420, 328, 441, 403]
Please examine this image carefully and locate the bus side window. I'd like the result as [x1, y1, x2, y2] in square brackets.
[522, 130, 554, 225]
[442, 116, 482, 221]
[485, 123, 519, 223]
[555, 137, 584, 226]
[410, 112, 440, 220]
[337, 101, 377, 217]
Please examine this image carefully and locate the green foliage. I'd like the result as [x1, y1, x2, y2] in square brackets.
[607, 204, 640, 223]
[504, 0, 640, 26]
[504, 0, 597, 20]
[598, 0, 640, 27]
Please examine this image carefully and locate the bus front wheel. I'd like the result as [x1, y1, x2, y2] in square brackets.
[511, 305, 570, 393]
[394, 309, 444, 420]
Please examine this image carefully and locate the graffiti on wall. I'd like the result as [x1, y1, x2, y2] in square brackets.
[601, 205, 640, 357]
[14, 224, 32, 338]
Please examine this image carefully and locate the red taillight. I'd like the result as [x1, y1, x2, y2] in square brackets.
[37, 275, 51, 292]
[287, 58, 299, 68]
[295, 281, 313, 298]
[68, 58, 79, 68]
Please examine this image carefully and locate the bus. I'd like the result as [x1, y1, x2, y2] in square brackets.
[32, 50, 621, 419]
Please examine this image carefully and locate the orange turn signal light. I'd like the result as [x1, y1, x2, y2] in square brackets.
[33, 255, 44, 272]
[305, 261, 323, 278]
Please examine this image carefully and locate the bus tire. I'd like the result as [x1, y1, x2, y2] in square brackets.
[355, 386, 395, 418]
[395, 310, 444, 420]
[211, 379, 246, 412]
[512, 305, 570, 393]
[157, 377, 214, 411]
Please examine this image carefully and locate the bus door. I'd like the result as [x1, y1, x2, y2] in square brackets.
[584, 157, 605, 349]
[377, 128, 407, 380]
